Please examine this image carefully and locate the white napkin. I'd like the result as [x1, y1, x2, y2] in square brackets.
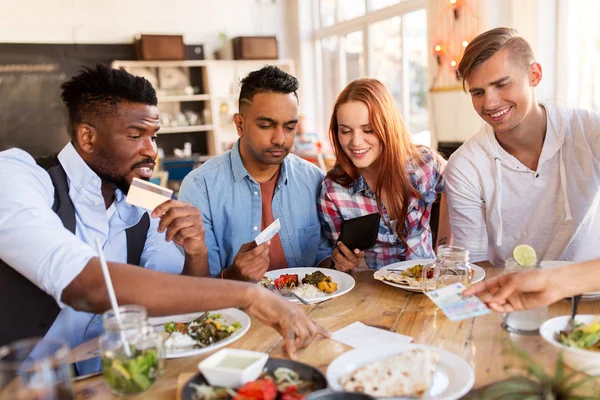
[331, 321, 413, 349]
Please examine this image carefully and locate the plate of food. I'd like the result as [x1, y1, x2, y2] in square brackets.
[261, 267, 355, 304]
[540, 261, 600, 299]
[180, 357, 328, 400]
[148, 308, 251, 359]
[374, 259, 486, 293]
[327, 344, 474, 399]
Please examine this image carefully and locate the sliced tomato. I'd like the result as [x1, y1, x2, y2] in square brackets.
[235, 378, 277, 400]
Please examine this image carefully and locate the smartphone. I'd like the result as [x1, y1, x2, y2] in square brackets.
[338, 213, 381, 251]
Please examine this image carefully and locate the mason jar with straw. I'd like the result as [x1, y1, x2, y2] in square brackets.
[94, 239, 163, 396]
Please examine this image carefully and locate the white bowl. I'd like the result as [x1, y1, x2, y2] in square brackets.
[198, 348, 268, 388]
[540, 315, 600, 375]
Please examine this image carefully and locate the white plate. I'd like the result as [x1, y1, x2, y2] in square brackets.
[264, 267, 355, 304]
[327, 343, 474, 400]
[374, 259, 486, 293]
[541, 261, 600, 299]
[148, 308, 251, 359]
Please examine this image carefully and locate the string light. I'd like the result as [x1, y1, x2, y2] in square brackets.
[462, 40, 469, 47]
[450, 60, 457, 68]
[434, 44, 442, 52]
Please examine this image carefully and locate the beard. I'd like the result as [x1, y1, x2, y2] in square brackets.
[92, 148, 154, 194]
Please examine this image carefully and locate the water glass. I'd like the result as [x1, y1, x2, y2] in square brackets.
[0, 338, 74, 400]
[422, 245, 473, 292]
[501, 258, 548, 335]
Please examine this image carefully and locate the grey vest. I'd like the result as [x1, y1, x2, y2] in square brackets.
[0, 155, 149, 347]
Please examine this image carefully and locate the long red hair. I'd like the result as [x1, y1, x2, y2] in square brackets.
[327, 78, 424, 248]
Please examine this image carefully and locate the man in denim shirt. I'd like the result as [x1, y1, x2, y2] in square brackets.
[179, 66, 332, 280]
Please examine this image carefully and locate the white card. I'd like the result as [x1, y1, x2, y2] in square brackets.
[424, 283, 490, 322]
[255, 218, 281, 246]
[331, 321, 413, 349]
[125, 177, 173, 211]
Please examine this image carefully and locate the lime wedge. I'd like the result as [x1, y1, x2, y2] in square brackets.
[512, 245, 538, 267]
[111, 360, 132, 380]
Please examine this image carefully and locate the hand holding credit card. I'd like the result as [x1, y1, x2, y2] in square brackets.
[126, 177, 206, 257]
[255, 219, 281, 245]
[424, 283, 490, 321]
[126, 177, 173, 211]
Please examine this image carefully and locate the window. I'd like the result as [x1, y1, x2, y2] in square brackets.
[557, 0, 600, 110]
[314, 0, 428, 140]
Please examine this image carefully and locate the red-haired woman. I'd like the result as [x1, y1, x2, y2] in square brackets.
[318, 78, 451, 271]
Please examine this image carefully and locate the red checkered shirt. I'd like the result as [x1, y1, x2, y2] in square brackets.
[318, 146, 446, 269]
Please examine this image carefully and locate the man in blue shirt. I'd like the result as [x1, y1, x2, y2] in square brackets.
[179, 66, 332, 280]
[0, 65, 328, 367]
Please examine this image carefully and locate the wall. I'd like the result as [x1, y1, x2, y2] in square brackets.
[0, 0, 290, 59]
[428, 0, 559, 145]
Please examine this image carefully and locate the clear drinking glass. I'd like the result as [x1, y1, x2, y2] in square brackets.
[422, 245, 473, 292]
[99, 305, 163, 396]
[0, 338, 74, 400]
[501, 258, 548, 335]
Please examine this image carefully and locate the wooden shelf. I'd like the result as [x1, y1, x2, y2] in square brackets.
[112, 59, 294, 69]
[112, 59, 294, 156]
[158, 94, 211, 102]
[159, 125, 213, 134]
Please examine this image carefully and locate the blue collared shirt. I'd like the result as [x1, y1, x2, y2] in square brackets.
[179, 141, 332, 276]
[0, 143, 184, 371]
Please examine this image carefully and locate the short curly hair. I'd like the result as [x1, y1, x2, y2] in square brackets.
[60, 64, 157, 137]
[238, 65, 298, 111]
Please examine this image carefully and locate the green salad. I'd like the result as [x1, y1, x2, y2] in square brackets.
[164, 313, 242, 348]
[102, 347, 158, 395]
[557, 321, 600, 351]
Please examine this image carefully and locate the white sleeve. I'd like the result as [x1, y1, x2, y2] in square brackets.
[581, 108, 600, 163]
[0, 150, 96, 306]
[444, 154, 489, 262]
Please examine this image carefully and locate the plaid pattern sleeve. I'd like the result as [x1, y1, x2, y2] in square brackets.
[318, 179, 342, 244]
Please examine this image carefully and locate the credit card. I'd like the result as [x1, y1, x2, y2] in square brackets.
[424, 283, 490, 321]
[125, 177, 173, 211]
[255, 218, 281, 246]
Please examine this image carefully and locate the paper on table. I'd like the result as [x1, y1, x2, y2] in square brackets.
[331, 321, 413, 349]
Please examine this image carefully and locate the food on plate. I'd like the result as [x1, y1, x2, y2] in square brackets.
[339, 348, 439, 398]
[274, 274, 300, 290]
[190, 367, 310, 400]
[373, 264, 432, 288]
[291, 284, 325, 299]
[401, 264, 433, 280]
[259, 276, 274, 288]
[301, 271, 328, 286]
[302, 271, 338, 293]
[163, 313, 242, 350]
[375, 264, 475, 288]
[102, 347, 158, 395]
[261, 271, 340, 299]
[557, 321, 600, 352]
[317, 280, 337, 293]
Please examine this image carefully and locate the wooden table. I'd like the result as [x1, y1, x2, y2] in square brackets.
[72, 265, 600, 399]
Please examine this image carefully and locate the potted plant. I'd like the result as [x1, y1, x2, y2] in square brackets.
[465, 346, 599, 399]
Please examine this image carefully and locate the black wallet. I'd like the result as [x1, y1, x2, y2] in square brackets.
[338, 213, 381, 251]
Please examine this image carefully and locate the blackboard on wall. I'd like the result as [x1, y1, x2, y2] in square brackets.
[0, 43, 135, 156]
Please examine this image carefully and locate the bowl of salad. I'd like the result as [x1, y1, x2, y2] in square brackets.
[540, 315, 600, 375]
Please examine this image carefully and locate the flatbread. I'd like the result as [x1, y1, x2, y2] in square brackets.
[374, 270, 420, 287]
[339, 349, 439, 398]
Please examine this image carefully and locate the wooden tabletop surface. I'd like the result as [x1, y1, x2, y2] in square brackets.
[71, 264, 600, 399]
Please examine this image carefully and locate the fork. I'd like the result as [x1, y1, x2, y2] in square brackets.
[267, 283, 309, 305]
[564, 294, 582, 333]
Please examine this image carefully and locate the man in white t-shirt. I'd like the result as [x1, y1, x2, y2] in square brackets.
[445, 27, 600, 267]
